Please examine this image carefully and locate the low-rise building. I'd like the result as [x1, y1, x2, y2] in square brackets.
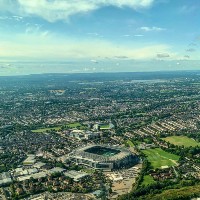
[23, 155, 36, 166]
[0, 172, 12, 186]
[64, 170, 89, 182]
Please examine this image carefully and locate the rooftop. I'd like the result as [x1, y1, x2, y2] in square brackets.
[64, 170, 88, 181]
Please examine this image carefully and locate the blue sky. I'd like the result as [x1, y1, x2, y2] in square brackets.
[0, 0, 200, 75]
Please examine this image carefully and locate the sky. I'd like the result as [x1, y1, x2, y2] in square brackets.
[0, 0, 200, 75]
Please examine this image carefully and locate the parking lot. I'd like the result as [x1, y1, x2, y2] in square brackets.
[106, 164, 142, 199]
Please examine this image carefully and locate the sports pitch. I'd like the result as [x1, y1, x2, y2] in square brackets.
[142, 148, 180, 169]
[163, 136, 200, 147]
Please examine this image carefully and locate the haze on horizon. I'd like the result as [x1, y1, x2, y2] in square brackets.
[0, 0, 200, 75]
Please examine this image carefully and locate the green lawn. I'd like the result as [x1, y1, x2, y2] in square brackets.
[100, 124, 110, 129]
[127, 140, 134, 147]
[142, 148, 180, 169]
[32, 122, 84, 133]
[81, 168, 95, 174]
[163, 136, 200, 147]
[66, 123, 84, 128]
[141, 175, 156, 186]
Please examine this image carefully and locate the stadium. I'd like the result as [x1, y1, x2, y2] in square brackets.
[68, 145, 139, 171]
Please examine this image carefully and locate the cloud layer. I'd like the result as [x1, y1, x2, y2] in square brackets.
[0, 32, 170, 60]
[140, 26, 166, 32]
[1, 0, 155, 22]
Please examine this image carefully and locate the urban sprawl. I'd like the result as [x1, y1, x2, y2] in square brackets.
[0, 72, 200, 200]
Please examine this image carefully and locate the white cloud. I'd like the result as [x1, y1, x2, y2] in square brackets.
[25, 26, 40, 34]
[134, 34, 144, 37]
[0, 32, 171, 60]
[140, 26, 166, 32]
[41, 31, 49, 37]
[90, 59, 98, 63]
[0, 15, 23, 21]
[1, 0, 155, 22]
[87, 32, 99, 36]
[12, 15, 23, 21]
[0, 16, 10, 20]
[24, 23, 50, 38]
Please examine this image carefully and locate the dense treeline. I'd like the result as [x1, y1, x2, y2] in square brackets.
[118, 179, 200, 200]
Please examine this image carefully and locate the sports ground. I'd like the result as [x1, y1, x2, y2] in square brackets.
[163, 136, 200, 147]
[142, 148, 180, 169]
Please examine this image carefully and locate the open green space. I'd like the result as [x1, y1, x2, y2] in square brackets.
[141, 175, 156, 186]
[66, 122, 84, 128]
[81, 168, 95, 174]
[126, 140, 134, 147]
[163, 136, 200, 147]
[143, 184, 200, 200]
[100, 124, 110, 129]
[135, 113, 146, 117]
[32, 122, 84, 133]
[142, 148, 180, 169]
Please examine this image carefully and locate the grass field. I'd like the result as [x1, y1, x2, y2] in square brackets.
[142, 148, 180, 169]
[81, 168, 95, 174]
[32, 122, 84, 133]
[126, 140, 134, 147]
[163, 136, 200, 147]
[141, 175, 156, 186]
[66, 123, 84, 128]
[100, 124, 110, 129]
